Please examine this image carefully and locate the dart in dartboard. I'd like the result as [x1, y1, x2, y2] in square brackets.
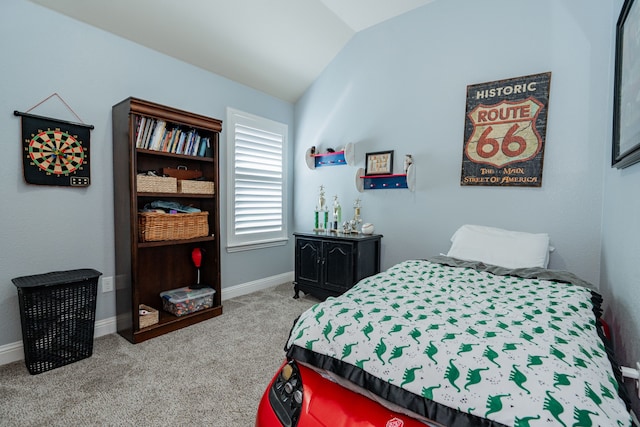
[190, 248, 209, 289]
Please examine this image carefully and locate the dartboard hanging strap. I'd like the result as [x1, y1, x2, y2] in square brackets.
[17, 92, 93, 127]
[13, 110, 95, 131]
[14, 95, 94, 187]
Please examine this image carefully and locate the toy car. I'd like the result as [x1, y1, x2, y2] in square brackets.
[256, 360, 434, 427]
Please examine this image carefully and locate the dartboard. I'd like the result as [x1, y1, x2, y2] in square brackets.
[18, 113, 92, 187]
[28, 129, 85, 175]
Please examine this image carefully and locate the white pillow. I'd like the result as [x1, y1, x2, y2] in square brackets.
[446, 224, 550, 269]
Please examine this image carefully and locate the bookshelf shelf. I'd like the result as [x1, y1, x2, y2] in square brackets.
[136, 148, 215, 162]
[137, 235, 216, 249]
[112, 97, 222, 344]
[134, 306, 223, 342]
[137, 192, 214, 199]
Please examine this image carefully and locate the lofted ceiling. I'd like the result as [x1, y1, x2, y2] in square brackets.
[29, 0, 433, 102]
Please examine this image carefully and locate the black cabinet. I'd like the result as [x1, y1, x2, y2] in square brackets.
[293, 232, 382, 300]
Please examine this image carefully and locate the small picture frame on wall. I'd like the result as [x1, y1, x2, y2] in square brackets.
[365, 150, 394, 175]
[613, 0, 640, 169]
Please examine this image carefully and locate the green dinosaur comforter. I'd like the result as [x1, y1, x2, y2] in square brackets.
[286, 258, 631, 427]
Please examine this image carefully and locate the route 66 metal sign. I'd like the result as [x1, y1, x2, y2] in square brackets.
[461, 72, 551, 187]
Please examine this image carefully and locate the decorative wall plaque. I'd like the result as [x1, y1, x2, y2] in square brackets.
[461, 72, 551, 187]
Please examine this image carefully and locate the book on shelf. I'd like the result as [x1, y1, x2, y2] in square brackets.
[176, 132, 186, 154]
[190, 134, 202, 156]
[168, 128, 181, 153]
[146, 120, 157, 150]
[183, 130, 196, 156]
[150, 120, 167, 151]
[198, 137, 209, 156]
[140, 118, 156, 149]
[141, 118, 154, 149]
[135, 116, 151, 149]
[160, 128, 170, 152]
[134, 116, 146, 148]
[133, 116, 210, 157]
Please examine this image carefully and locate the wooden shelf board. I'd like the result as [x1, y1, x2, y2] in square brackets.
[137, 192, 214, 198]
[138, 235, 215, 248]
[133, 305, 223, 343]
[136, 148, 214, 162]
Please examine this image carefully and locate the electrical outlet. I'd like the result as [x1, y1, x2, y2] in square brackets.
[102, 276, 114, 293]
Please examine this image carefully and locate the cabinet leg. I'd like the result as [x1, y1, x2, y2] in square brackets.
[293, 282, 300, 299]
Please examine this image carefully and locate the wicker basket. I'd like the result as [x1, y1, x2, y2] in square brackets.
[138, 211, 209, 242]
[138, 304, 159, 329]
[178, 180, 215, 195]
[137, 175, 177, 193]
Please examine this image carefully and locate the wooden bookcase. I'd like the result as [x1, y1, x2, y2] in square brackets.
[112, 97, 223, 343]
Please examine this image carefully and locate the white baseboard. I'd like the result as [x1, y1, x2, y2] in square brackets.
[0, 271, 293, 367]
[0, 316, 119, 367]
[0, 341, 23, 367]
[221, 271, 293, 300]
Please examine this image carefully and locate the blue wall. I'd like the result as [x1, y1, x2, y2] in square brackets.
[0, 0, 294, 346]
[600, 0, 640, 416]
[295, 0, 613, 282]
[294, 0, 639, 413]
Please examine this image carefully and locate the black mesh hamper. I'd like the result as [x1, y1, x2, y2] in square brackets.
[11, 269, 102, 374]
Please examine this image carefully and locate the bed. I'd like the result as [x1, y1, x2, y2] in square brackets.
[256, 225, 634, 427]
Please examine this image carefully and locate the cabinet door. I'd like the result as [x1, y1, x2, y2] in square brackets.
[296, 238, 321, 285]
[322, 241, 354, 292]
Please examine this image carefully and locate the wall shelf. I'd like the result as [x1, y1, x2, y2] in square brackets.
[306, 142, 355, 169]
[315, 150, 347, 167]
[355, 164, 415, 192]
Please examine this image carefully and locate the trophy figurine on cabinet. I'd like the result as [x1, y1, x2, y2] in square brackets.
[331, 195, 342, 232]
[314, 185, 329, 231]
[347, 198, 362, 234]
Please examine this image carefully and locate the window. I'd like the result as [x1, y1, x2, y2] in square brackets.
[226, 108, 288, 252]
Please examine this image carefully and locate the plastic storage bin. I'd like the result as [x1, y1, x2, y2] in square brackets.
[11, 269, 102, 375]
[160, 286, 215, 317]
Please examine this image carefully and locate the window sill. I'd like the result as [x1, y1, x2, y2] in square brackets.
[226, 237, 289, 253]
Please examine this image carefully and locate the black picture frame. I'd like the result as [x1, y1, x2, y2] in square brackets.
[365, 150, 394, 176]
[613, 0, 640, 169]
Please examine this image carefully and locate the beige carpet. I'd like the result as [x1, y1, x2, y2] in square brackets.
[0, 283, 318, 426]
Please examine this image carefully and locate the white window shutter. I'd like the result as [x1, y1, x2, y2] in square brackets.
[227, 108, 288, 251]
